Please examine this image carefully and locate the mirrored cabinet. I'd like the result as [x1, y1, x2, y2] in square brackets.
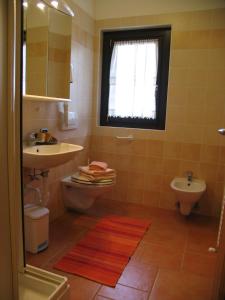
[23, 0, 73, 102]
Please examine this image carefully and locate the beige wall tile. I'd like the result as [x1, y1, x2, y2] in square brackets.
[146, 140, 164, 157]
[200, 145, 220, 163]
[189, 10, 213, 30]
[142, 190, 160, 207]
[163, 159, 181, 176]
[171, 31, 191, 49]
[217, 165, 225, 182]
[163, 142, 182, 159]
[199, 163, 219, 181]
[210, 29, 225, 48]
[144, 173, 162, 192]
[159, 191, 177, 211]
[162, 175, 174, 192]
[127, 188, 143, 204]
[180, 143, 201, 161]
[186, 69, 208, 87]
[211, 9, 225, 29]
[113, 186, 128, 203]
[219, 146, 225, 164]
[167, 85, 188, 106]
[128, 172, 145, 189]
[186, 87, 206, 107]
[145, 157, 164, 174]
[189, 30, 211, 49]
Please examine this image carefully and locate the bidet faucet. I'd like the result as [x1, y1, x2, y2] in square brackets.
[185, 171, 193, 182]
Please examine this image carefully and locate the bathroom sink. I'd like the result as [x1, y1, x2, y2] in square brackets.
[23, 143, 83, 169]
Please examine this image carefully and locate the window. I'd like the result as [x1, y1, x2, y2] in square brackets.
[100, 27, 171, 130]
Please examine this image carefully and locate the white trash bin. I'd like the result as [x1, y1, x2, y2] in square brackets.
[24, 204, 49, 254]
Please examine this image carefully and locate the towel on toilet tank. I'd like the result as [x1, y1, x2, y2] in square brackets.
[71, 172, 114, 185]
[79, 166, 115, 176]
[89, 161, 108, 171]
[71, 161, 116, 185]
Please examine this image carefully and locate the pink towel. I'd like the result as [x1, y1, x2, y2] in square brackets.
[89, 161, 108, 171]
[79, 166, 115, 176]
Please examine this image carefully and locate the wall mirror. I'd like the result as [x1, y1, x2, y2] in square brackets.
[23, 0, 73, 101]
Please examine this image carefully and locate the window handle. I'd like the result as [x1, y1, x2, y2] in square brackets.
[155, 84, 158, 97]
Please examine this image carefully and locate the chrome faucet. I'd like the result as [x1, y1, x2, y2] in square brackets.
[27, 131, 38, 146]
[185, 171, 193, 182]
[26, 128, 57, 146]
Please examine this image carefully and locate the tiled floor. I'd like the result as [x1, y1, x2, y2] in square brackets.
[26, 200, 219, 300]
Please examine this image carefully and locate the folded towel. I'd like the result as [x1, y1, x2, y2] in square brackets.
[72, 179, 114, 185]
[71, 172, 114, 185]
[72, 172, 116, 182]
[89, 161, 108, 171]
[71, 173, 92, 182]
[79, 166, 116, 176]
[80, 173, 116, 181]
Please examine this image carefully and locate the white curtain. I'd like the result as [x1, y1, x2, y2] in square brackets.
[108, 39, 158, 119]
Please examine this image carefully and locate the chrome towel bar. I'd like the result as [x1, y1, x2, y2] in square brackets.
[116, 135, 134, 140]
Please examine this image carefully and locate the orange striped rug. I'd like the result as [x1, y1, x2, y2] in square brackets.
[53, 215, 151, 286]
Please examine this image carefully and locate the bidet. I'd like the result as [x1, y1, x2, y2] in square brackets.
[170, 177, 206, 216]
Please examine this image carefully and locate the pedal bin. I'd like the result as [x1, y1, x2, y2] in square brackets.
[24, 204, 49, 254]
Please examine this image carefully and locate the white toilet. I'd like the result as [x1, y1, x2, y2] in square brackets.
[61, 176, 115, 211]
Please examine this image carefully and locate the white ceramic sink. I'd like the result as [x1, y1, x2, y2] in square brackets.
[23, 143, 83, 169]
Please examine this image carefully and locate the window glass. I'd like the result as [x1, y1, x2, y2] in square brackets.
[108, 39, 158, 120]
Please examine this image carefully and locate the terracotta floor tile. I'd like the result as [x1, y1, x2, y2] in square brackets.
[150, 211, 189, 230]
[70, 214, 99, 229]
[149, 269, 213, 300]
[118, 260, 158, 291]
[26, 227, 87, 268]
[182, 251, 217, 278]
[143, 225, 187, 250]
[26, 240, 66, 268]
[98, 284, 148, 300]
[187, 229, 217, 253]
[187, 214, 218, 232]
[133, 242, 183, 270]
[69, 276, 101, 300]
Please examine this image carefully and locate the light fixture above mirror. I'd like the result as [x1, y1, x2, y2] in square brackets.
[23, 0, 74, 17]
[51, 1, 59, 9]
[37, 1, 46, 10]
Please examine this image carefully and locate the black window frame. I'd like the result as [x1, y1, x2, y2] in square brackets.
[100, 26, 171, 130]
